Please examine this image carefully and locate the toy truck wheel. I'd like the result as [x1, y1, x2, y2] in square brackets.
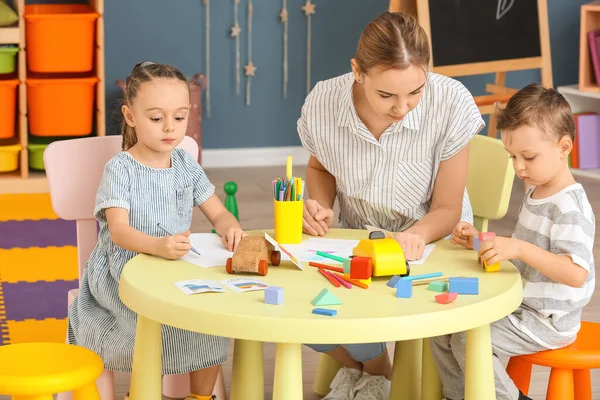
[271, 250, 281, 266]
[401, 261, 410, 277]
[258, 260, 269, 276]
[226, 258, 233, 274]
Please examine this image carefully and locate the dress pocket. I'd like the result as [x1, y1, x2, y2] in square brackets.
[394, 157, 434, 211]
[176, 186, 194, 217]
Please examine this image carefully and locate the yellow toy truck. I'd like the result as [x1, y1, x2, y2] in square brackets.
[352, 231, 410, 277]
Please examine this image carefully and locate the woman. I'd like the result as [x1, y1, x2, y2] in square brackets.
[298, 12, 484, 400]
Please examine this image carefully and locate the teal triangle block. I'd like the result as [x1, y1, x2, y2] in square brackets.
[311, 288, 342, 306]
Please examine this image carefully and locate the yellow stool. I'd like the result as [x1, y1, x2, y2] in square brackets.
[0, 342, 104, 400]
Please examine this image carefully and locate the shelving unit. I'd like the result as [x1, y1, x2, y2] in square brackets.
[0, 0, 105, 194]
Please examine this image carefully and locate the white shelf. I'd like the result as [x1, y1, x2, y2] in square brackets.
[558, 85, 600, 100]
[0, 27, 19, 45]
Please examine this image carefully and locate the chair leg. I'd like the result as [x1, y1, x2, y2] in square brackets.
[163, 373, 190, 398]
[506, 357, 533, 396]
[573, 369, 592, 400]
[547, 368, 574, 400]
[312, 353, 343, 397]
[73, 382, 101, 400]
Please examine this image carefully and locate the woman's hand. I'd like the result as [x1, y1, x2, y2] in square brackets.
[450, 222, 480, 249]
[157, 230, 192, 260]
[303, 199, 334, 236]
[221, 227, 247, 252]
[394, 231, 426, 261]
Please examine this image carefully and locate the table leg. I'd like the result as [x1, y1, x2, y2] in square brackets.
[421, 338, 443, 400]
[465, 324, 495, 400]
[273, 343, 303, 400]
[129, 316, 162, 400]
[390, 339, 422, 400]
[229, 339, 264, 400]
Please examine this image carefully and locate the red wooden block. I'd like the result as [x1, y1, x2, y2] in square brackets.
[479, 232, 496, 242]
[435, 292, 458, 304]
[350, 257, 372, 280]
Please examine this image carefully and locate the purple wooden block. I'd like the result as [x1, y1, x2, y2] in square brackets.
[264, 286, 284, 305]
[578, 115, 600, 169]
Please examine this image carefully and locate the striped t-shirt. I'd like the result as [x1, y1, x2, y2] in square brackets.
[297, 72, 484, 232]
[509, 183, 595, 349]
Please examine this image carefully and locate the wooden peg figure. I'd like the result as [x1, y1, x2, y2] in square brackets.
[224, 181, 239, 221]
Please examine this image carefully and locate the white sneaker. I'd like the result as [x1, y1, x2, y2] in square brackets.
[351, 372, 391, 400]
[322, 367, 362, 400]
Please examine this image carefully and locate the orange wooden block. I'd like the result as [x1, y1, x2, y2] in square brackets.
[435, 292, 458, 304]
[350, 257, 372, 280]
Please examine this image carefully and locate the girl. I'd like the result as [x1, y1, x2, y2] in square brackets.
[431, 83, 595, 400]
[299, 12, 484, 400]
[67, 61, 246, 400]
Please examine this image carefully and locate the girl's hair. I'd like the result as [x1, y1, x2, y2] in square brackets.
[354, 12, 430, 74]
[120, 61, 188, 150]
[496, 83, 575, 141]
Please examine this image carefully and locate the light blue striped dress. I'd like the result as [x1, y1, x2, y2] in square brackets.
[67, 148, 229, 374]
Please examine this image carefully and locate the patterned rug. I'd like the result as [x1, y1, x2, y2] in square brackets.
[0, 193, 78, 345]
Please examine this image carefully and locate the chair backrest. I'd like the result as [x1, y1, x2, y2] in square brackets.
[44, 136, 199, 282]
[466, 134, 515, 232]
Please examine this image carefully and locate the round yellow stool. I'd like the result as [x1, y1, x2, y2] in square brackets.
[0, 342, 104, 400]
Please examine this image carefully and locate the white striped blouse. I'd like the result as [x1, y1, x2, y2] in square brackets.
[297, 72, 484, 232]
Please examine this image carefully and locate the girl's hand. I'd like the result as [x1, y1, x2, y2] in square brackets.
[394, 231, 426, 261]
[221, 227, 247, 252]
[450, 222, 480, 249]
[479, 236, 521, 265]
[303, 199, 334, 236]
[157, 230, 191, 260]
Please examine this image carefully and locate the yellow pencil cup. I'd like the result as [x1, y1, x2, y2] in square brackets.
[273, 199, 303, 244]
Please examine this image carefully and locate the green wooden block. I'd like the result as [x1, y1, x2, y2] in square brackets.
[428, 281, 449, 292]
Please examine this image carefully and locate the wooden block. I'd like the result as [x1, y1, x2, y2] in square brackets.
[473, 236, 481, 252]
[387, 275, 401, 288]
[428, 281, 449, 292]
[449, 277, 478, 295]
[435, 292, 458, 304]
[395, 278, 412, 298]
[483, 261, 501, 273]
[311, 288, 342, 306]
[343, 257, 352, 274]
[479, 232, 496, 242]
[312, 308, 337, 316]
[264, 286, 284, 305]
[350, 257, 372, 279]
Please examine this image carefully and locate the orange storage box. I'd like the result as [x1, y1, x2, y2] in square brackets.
[0, 79, 19, 139]
[26, 76, 98, 137]
[24, 4, 99, 73]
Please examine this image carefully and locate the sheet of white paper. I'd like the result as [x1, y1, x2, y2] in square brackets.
[175, 279, 226, 295]
[283, 238, 359, 263]
[180, 233, 233, 268]
[220, 278, 269, 293]
[264, 232, 303, 270]
[408, 244, 435, 266]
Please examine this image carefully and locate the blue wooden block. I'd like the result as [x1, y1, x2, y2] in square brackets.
[264, 286, 284, 305]
[473, 236, 481, 252]
[387, 275, 401, 288]
[449, 277, 478, 295]
[395, 278, 412, 298]
[343, 258, 352, 274]
[313, 308, 337, 316]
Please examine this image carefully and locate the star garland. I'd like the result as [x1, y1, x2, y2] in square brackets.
[231, 0, 241, 95]
[203, 0, 211, 117]
[281, 0, 289, 98]
[302, 0, 316, 96]
[244, 0, 256, 106]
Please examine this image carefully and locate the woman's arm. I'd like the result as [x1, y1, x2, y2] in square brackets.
[306, 155, 337, 209]
[405, 145, 469, 244]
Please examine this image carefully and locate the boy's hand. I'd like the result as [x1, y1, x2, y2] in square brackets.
[450, 222, 479, 249]
[394, 231, 425, 261]
[479, 236, 521, 265]
[221, 227, 247, 252]
[157, 230, 191, 260]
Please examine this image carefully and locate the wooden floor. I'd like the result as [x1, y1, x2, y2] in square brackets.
[4, 166, 600, 399]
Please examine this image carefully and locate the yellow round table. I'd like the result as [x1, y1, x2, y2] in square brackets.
[119, 229, 523, 400]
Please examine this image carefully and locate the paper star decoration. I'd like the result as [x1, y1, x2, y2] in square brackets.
[230, 23, 241, 37]
[280, 7, 288, 23]
[302, 0, 316, 16]
[245, 62, 257, 76]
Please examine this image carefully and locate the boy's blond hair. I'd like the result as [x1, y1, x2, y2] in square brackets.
[496, 82, 575, 141]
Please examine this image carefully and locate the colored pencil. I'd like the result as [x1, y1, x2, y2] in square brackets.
[328, 271, 352, 289]
[333, 273, 369, 289]
[309, 262, 344, 273]
[318, 267, 341, 287]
